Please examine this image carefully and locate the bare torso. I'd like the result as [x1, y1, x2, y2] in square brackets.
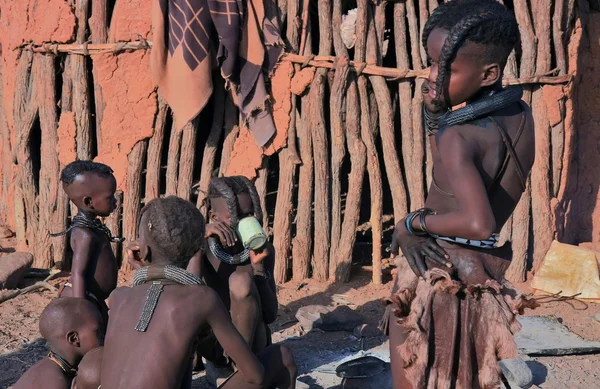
[12, 358, 71, 389]
[61, 227, 118, 301]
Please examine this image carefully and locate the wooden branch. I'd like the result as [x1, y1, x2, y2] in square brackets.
[298, 0, 311, 57]
[418, 0, 429, 68]
[35, 55, 61, 268]
[89, 0, 108, 43]
[332, 0, 348, 58]
[333, 79, 366, 282]
[177, 120, 198, 201]
[255, 159, 270, 232]
[14, 51, 39, 249]
[72, 0, 92, 160]
[145, 96, 168, 202]
[291, 94, 313, 281]
[165, 121, 183, 196]
[197, 77, 226, 214]
[20, 42, 573, 86]
[121, 141, 147, 271]
[506, 180, 531, 283]
[329, 57, 350, 278]
[406, 0, 424, 70]
[0, 270, 60, 305]
[285, 0, 299, 53]
[219, 96, 239, 176]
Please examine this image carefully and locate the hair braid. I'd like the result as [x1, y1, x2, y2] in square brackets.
[232, 176, 263, 223]
[422, 0, 464, 54]
[209, 178, 240, 225]
[434, 12, 496, 106]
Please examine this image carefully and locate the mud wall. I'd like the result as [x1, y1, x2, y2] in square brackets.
[0, 0, 596, 283]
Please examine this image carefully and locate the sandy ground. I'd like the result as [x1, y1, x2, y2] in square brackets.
[1, 260, 600, 388]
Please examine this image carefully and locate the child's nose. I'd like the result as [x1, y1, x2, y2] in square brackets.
[428, 63, 438, 84]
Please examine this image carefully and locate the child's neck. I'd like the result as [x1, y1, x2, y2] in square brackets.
[466, 84, 502, 105]
[76, 209, 99, 220]
[48, 346, 80, 372]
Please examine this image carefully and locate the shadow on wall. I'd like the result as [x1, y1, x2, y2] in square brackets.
[560, 11, 600, 246]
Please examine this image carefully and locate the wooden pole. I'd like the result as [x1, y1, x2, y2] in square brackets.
[197, 76, 226, 214]
[145, 97, 168, 202]
[177, 120, 198, 201]
[105, 190, 123, 266]
[219, 96, 239, 176]
[121, 141, 147, 271]
[165, 122, 183, 196]
[89, 0, 108, 151]
[73, 0, 92, 160]
[255, 158, 270, 232]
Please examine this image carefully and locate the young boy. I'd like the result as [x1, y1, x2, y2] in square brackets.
[386, 1, 537, 388]
[71, 347, 103, 389]
[13, 298, 103, 389]
[101, 196, 296, 388]
[52, 161, 120, 326]
[188, 176, 278, 365]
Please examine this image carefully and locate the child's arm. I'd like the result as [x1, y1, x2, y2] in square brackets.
[249, 244, 278, 324]
[203, 288, 265, 386]
[70, 229, 94, 299]
[413, 127, 496, 240]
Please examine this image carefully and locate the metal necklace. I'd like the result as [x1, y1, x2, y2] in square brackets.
[132, 265, 205, 332]
[48, 351, 77, 378]
[207, 237, 250, 265]
[50, 214, 123, 243]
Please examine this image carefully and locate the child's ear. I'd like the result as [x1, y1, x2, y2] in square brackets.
[209, 210, 217, 221]
[83, 196, 93, 209]
[66, 330, 80, 347]
[481, 63, 501, 88]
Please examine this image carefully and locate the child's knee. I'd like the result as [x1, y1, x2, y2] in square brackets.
[228, 272, 254, 300]
[279, 345, 296, 371]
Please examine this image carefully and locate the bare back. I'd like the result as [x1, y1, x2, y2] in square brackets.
[12, 359, 71, 389]
[101, 283, 263, 389]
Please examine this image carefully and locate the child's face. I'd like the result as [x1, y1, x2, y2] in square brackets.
[426, 28, 499, 108]
[210, 193, 254, 226]
[90, 175, 117, 218]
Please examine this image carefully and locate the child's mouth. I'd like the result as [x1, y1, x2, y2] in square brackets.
[428, 85, 437, 99]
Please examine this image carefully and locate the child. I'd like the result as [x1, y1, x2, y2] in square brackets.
[71, 347, 102, 389]
[13, 298, 103, 389]
[188, 176, 278, 365]
[101, 196, 296, 388]
[52, 161, 120, 326]
[385, 1, 537, 388]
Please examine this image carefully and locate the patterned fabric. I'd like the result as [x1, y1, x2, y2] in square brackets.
[432, 232, 500, 249]
[152, 0, 283, 146]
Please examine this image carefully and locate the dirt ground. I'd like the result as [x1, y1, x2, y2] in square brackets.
[1, 256, 600, 388]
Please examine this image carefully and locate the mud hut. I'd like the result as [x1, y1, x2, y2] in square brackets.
[0, 0, 598, 285]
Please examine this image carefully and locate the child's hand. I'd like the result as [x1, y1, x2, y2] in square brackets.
[249, 247, 269, 269]
[205, 222, 237, 247]
[126, 242, 143, 270]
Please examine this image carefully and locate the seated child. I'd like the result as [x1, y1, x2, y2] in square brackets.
[71, 347, 103, 389]
[101, 196, 296, 389]
[13, 298, 103, 389]
[51, 161, 120, 326]
[188, 176, 277, 369]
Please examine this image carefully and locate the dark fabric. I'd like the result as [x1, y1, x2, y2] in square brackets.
[152, 0, 283, 146]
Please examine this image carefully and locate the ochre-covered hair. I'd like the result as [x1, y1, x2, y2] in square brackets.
[423, 0, 520, 106]
[206, 176, 263, 226]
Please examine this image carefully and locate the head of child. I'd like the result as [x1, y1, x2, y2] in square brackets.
[206, 176, 263, 228]
[130, 196, 205, 269]
[424, 0, 519, 109]
[40, 298, 103, 364]
[60, 161, 117, 218]
[71, 347, 102, 389]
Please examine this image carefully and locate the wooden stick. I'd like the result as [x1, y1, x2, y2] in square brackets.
[121, 141, 147, 271]
[255, 158, 270, 233]
[418, 0, 429, 68]
[285, 0, 300, 53]
[333, 86, 366, 281]
[72, 0, 92, 160]
[219, 95, 239, 176]
[177, 120, 198, 201]
[197, 77, 226, 214]
[89, 0, 109, 152]
[505, 180, 531, 283]
[14, 51, 39, 249]
[291, 93, 313, 281]
[298, 0, 311, 57]
[0, 270, 60, 305]
[329, 57, 350, 278]
[332, 0, 348, 58]
[406, 0, 424, 70]
[105, 190, 123, 265]
[145, 97, 168, 202]
[165, 122, 183, 196]
[20, 43, 573, 86]
[35, 55, 61, 268]
[530, 1, 554, 272]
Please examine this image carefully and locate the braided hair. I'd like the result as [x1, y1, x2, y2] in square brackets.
[206, 176, 263, 226]
[422, 0, 519, 106]
[139, 196, 205, 266]
[60, 160, 114, 184]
